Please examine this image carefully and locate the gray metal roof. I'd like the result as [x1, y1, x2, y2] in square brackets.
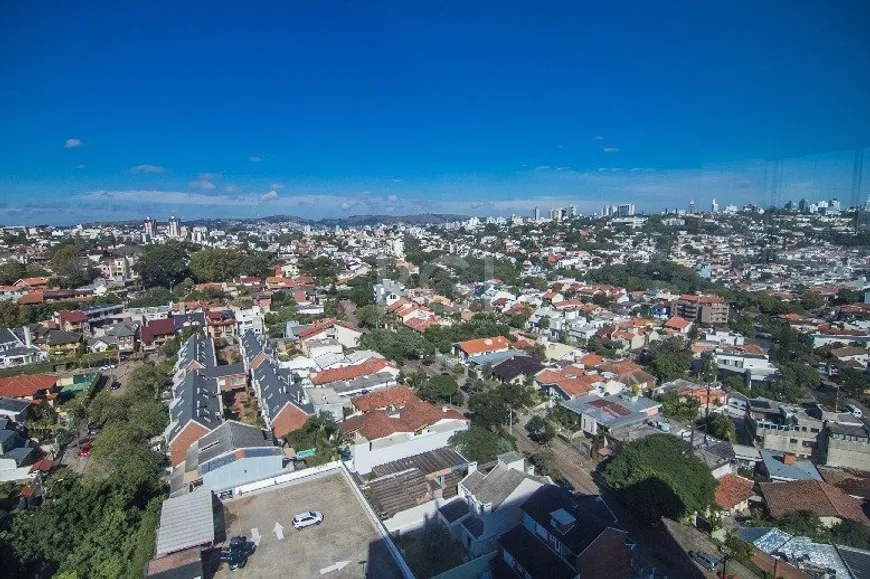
[562, 392, 660, 430]
[371, 447, 467, 478]
[325, 372, 396, 395]
[254, 360, 313, 421]
[466, 349, 523, 367]
[460, 464, 544, 508]
[0, 328, 21, 346]
[0, 396, 30, 413]
[199, 362, 245, 379]
[240, 329, 266, 366]
[155, 491, 216, 556]
[166, 372, 221, 443]
[176, 334, 217, 370]
[184, 420, 276, 472]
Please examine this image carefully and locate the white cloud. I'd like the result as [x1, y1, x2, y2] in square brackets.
[340, 202, 352, 210]
[131, 164, 166, 174]
[392, 178, 404, 184]
[387, 195, 398, 202]
[533, 165, 552, 171]
[249, 156, 262, 163]
[593, 136, 604, 141]
[73, 164, 85, 170]
[269, 183, 284, 190]
[602, 147, 620, 153]
[64, 138, 83, 149]
[261, 190, 279, 202]
[225, 185, 235, 193]
[189, 174, 216, 190]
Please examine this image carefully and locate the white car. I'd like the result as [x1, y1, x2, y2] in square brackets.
[292, 511, 323, 529]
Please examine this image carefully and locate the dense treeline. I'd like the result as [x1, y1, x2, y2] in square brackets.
[0, 365, 169, 578]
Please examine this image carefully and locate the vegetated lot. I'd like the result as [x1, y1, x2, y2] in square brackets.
[216, 471, 402, 579]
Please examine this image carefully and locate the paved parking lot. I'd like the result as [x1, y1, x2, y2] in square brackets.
[215, 471, 402, 579]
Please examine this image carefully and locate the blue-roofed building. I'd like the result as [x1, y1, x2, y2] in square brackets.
[759, 449, 822, 482]
[169, 420, 283, 498]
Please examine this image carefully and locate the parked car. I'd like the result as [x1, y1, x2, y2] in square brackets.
[110, 380, 121, 391]
[292, 511, 323, 529]
[689, 551, 720, 571]
[79, 442, 93, 457]
[87, 423, 100, 436]
[220, 536, 255, 571]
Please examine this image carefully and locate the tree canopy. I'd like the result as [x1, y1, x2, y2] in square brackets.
[602, 434, 716, 524]
[134, 242, 190, 289]
[188, 248, 270, 283]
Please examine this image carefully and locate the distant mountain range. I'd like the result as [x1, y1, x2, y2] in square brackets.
[183, 213, 471, 228]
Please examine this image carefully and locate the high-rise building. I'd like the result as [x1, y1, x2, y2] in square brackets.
[688, 200, 696, 214]
[568, 204, 577, 218]
[168, 216, 181, 239]
[711, 199, 719, 214]
[143, 217, 156, 239]
[533, 206, 540, 221]
[549, 208, 562, 221]
[616, 203, 635, 217]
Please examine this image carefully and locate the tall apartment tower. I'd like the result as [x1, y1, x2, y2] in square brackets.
[143, 217, 156, 239]
[168, 216, 181, 239]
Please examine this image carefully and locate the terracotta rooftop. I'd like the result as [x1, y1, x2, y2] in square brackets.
[0, 374, 59, 398]
[352, 386, 417, 412]
[665, 315, 691, 330]
[456, 336, 511, 355]
[714, 474, 754, 510]
[340, 396, 466, 440]
[761, 480, 870, 525]
[310, 358, 391, 385]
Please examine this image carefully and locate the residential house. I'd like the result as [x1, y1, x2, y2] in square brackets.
[297, 319, 362, 350]
[87, 322, 137, 355]
[0, 397, 31, 422]
[0, 428, 39, 482]
[309, 357, 399, 396]
[830, 346, 869, 369]
[239, 329, 272, 372]
[168, 420, 283, 498]
[714, 344, 779, 386]
[560, 392, 661, 437]
[251, 360, 312, 439]
[491, 356, 544, 385]
[535, 366, 599, 400]
[340, 392, 469, 475]
[761, 480, 870, 527]
[664, 315, 692, 336]
[174, 334, 217, 376]
[713, 474, 754, 516]
[0, 327, 48, 368]
[204, 310, 237, 340]
[455, 336, 512, 363]
[53, 310, 89, 334]
[0, 374, 61, 405]
[141, 318, 177, 352]
[496, 485, 632, 579]
[165, 371, 222, 467]
[760, 450, 823, 482]
[452, 452, 548, 556]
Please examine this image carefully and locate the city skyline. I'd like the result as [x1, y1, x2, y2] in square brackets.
[1, 1, 868, 224]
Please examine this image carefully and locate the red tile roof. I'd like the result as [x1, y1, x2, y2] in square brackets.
[579, 353, 605, 368]
[598, 360, 644, 376]
[310, 358, 391, 385]
[714, 474, 754, 510]
[59, 310, 88, 324]
[17, 291, 44, 305]
[340, 396, 466, 440]
[665, 315, 691, 330]
[352, 386, 417, 412]
[0, 374, 58, 398]
[456, 336, 511, 356]
[141, 318, 176, 343]
[761, 481, 870, 525]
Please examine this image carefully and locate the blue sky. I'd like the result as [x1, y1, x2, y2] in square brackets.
[1, 1, 868, 224]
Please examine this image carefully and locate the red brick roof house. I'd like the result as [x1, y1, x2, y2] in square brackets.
[53, 310, 88, 333]
[141, 318, 177, 351]
[454, 336, 511, 361]
[0, 374, 61, 405]
[714, 474, 754, 514]
[665, 315, 692, 335]
[761, 480, 870, 526]
[351, 386, 418, 413]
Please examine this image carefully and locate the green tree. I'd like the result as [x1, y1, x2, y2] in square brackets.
[525, 415, 556, 444]
[707, 413, 736, 442]
[0, 301, 25, 328]
[0, 261, 26, 285]
[468, 390, 510, 430]
[417, 374, 460, 404]
[134, 242, 190, 289]
[800, 290, 826, 311]
[356, 304, 385, 329]
[285, 413, 346, 466]
[777, 510, 827, 541]
[840, 368, 870, 398]
[647, 338, 693, 382]
[449, 426, 515, 463]
[188, 248, 269, 283]
[602, 434, 716, 524]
